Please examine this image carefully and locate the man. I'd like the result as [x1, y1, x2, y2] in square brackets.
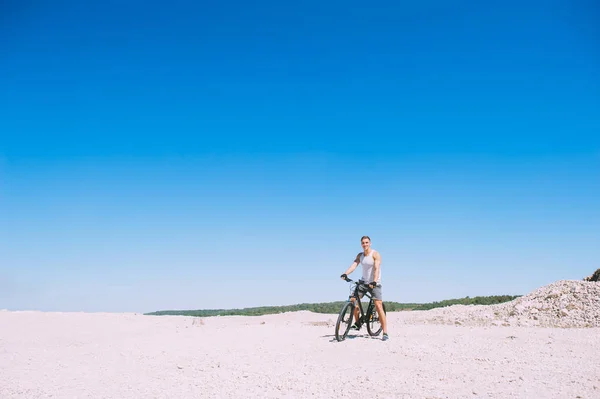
[340, 235, 389, 341]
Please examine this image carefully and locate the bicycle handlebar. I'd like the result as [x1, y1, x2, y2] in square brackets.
[342, 277, 374, 290]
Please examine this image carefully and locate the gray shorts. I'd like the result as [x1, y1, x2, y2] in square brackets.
[357, 280, 383, 301]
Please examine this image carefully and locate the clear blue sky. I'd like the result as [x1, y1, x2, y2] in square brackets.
[1, 1, 598, 312]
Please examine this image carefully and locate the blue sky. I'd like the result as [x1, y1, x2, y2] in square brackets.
[1, 1, 599, 312]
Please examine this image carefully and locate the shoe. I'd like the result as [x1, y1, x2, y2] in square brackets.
[382, 333, 389, 341]
[351, 322, 362, 331]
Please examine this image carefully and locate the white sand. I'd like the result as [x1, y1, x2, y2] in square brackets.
[1, 309, 598, 398]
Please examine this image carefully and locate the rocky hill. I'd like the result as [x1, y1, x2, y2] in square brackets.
[406, 280, 600, 328]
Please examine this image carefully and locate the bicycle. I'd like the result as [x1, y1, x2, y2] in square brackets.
[335, 277, 387, 342]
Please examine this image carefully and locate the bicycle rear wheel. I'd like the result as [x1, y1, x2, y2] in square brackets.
[335, 302, 354, 342]
[366, 302, 386, 336]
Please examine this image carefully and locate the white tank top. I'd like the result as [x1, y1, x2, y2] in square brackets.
[360, 250, 381, 284]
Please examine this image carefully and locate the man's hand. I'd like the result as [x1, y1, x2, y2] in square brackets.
[369, 281, 377, 289]
[340, 273, 348, 280]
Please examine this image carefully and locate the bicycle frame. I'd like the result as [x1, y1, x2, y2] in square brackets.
[345, 278, 375, 323]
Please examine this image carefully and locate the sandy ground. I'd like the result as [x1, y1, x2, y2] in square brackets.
[1, 310, 598, 399]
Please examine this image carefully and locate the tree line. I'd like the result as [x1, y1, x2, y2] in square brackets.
[145, 295, 520, 317]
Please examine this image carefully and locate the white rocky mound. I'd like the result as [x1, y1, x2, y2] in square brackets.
[409, 280, 600, 328]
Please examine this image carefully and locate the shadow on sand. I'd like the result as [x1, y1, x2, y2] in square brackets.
[321, 332, 380, 342]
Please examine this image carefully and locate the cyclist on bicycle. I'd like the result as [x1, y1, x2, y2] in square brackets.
[340, 235, 389, 341]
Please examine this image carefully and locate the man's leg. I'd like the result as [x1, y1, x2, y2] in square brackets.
[374, 299, 387, 335]
[350, 297, 361, 327]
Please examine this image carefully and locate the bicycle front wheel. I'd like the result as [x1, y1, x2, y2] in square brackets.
[335, 301, 354, 342]
[366, 302, 386, 336]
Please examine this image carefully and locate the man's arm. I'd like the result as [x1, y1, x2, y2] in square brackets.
[371, 251, 382, 285]
[341, 253, 362, 277]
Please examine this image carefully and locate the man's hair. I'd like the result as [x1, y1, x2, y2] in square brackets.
[361, 235, 371, 242]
